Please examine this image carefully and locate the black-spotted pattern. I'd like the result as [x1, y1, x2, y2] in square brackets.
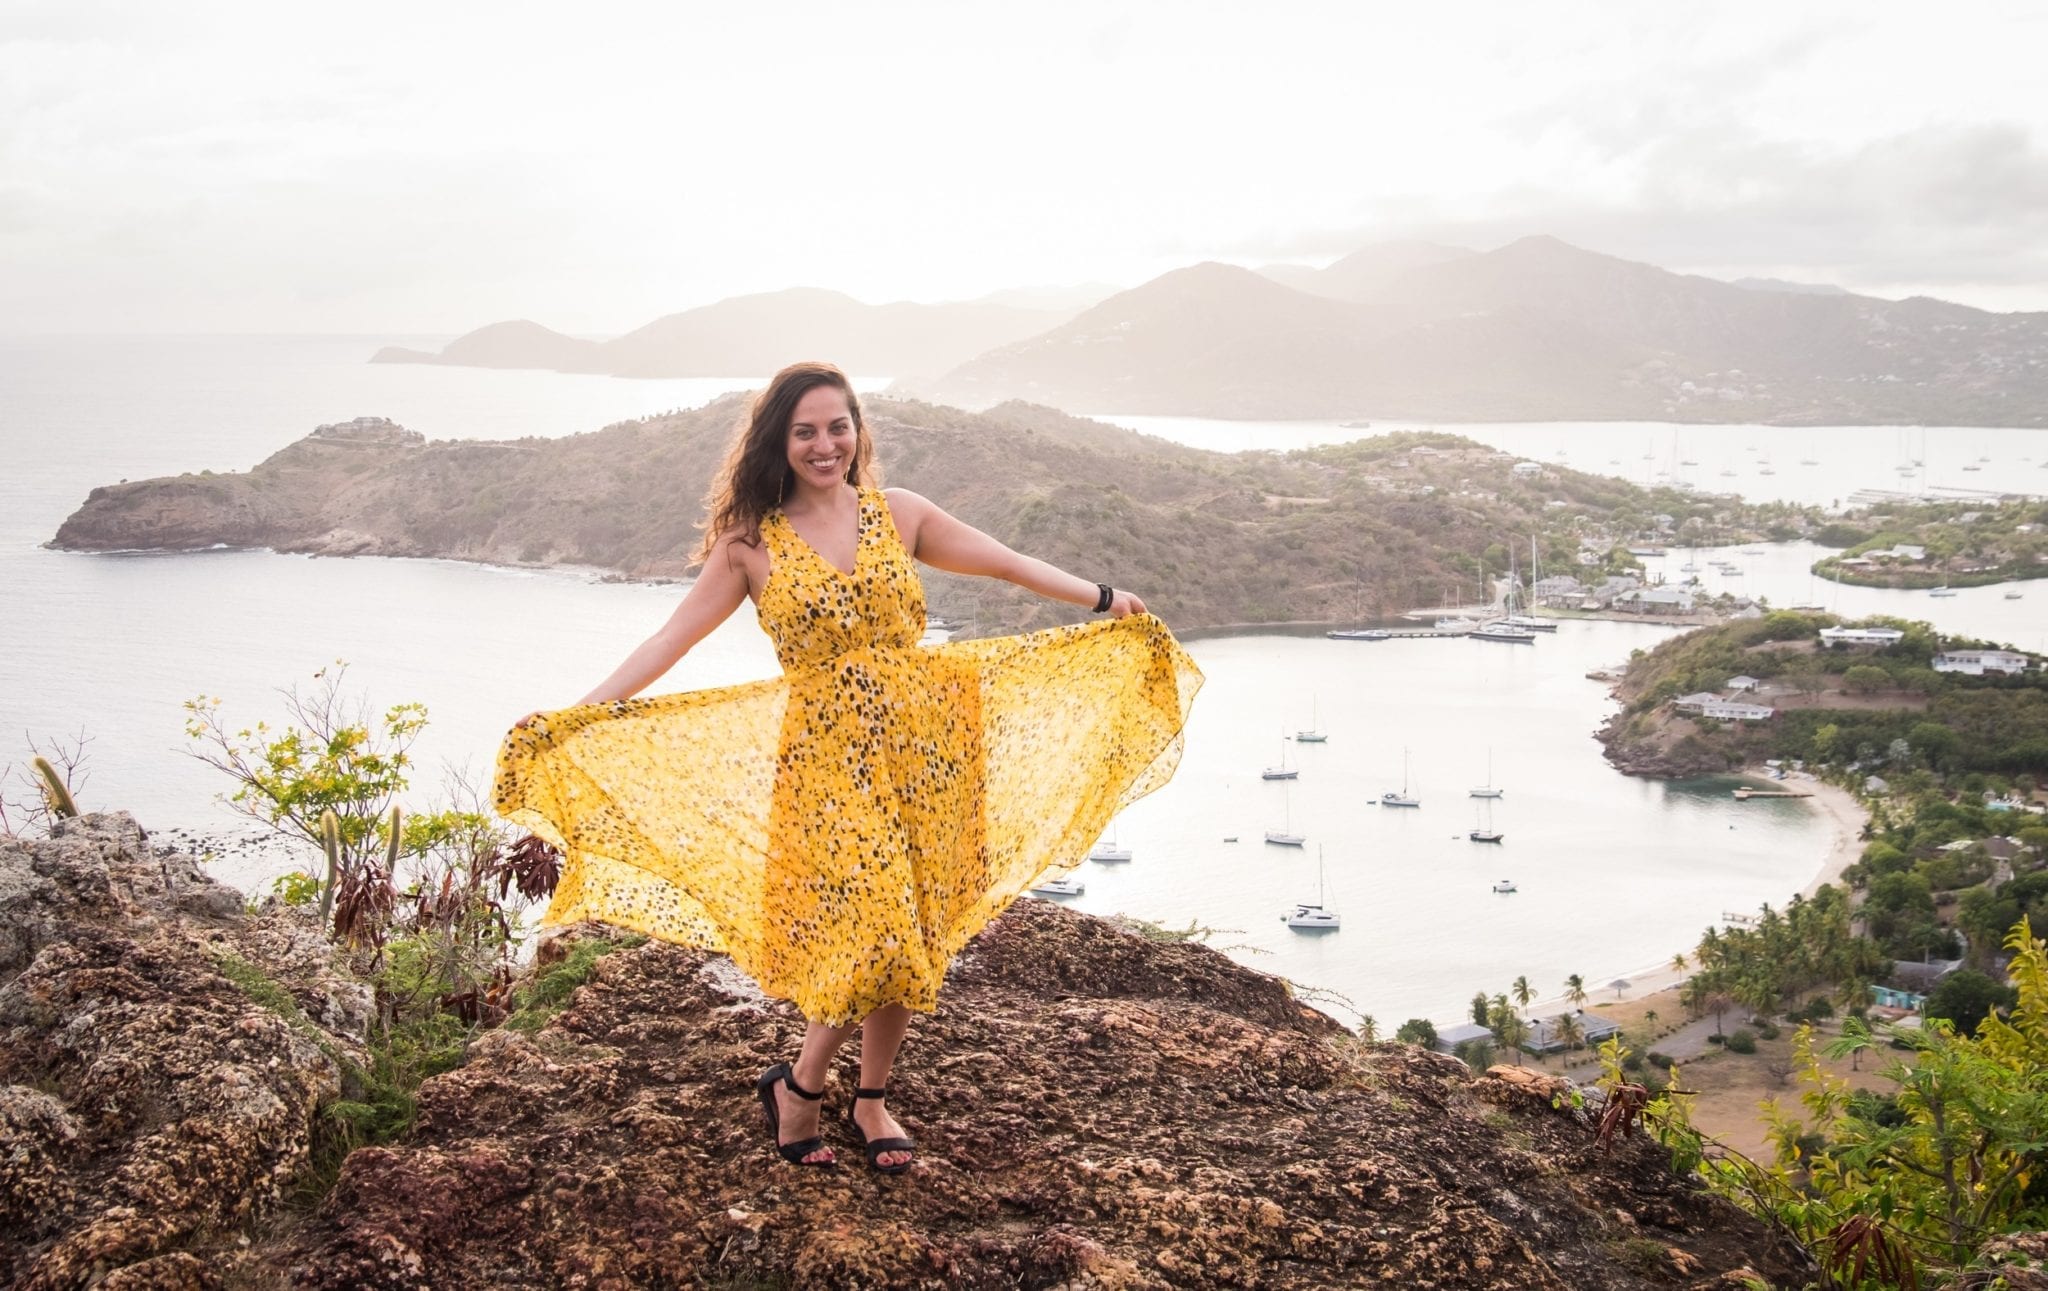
[492, 485, 1204, 1025]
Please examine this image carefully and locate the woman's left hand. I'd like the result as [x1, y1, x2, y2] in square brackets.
[1108, 589, 1147, 618]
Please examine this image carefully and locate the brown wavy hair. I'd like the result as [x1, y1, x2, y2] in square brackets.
[694, 361, 878, 565]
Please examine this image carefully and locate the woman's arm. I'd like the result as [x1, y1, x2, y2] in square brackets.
[886, 488, 1146, 617]
[515, 537, 753, 725]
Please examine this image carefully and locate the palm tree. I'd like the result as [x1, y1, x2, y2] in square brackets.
[1670, 952, 1688, 975]
[1704, 990, 1736, 1039]
[1644, 1008, 1659, 1034]
[1564, 974, 1588, 1010]
[1497, 1013, 1529, 1066]
[1358, 1015, 1379, 1043]
[1512, 975, 1534, 1016]
[1552, 1013, 1584, 1060]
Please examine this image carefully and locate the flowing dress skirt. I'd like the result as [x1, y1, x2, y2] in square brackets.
[493, 613, 1202, 1024]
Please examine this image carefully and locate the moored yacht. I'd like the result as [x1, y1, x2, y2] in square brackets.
[1030, 876, 1085, 897]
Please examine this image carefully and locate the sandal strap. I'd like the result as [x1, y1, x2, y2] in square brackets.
[781, 1065, 826, 1101]
[854, 1086, 889, 1099]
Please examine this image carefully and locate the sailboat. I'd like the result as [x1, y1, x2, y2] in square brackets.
[1261, 728, 1299, 780]
[1265, 782, 1306, 847]
[1030, 875, 1085, 897]
[1285, 847, 1341, 930]
[1469, 749, 1504, 799]
[1087, 819, 1132, 862]
[1502, 536, 1559, 632]
[1296, 696, 1327, 744]
[1381, 749, 1420, 808]
[1469, 795, 1503, 843]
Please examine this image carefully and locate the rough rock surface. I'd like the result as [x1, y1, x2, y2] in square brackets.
[3, 815, 1820, 1289]
[0, 813, 368, 1290]
[278, 904, 1812, 1290]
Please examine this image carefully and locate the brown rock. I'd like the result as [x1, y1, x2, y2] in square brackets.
[0, 814, 365, 1289]
[278, 901, 1812, 1289]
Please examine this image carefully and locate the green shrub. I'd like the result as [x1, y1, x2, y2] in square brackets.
[1727, 1028, 1758, 1054]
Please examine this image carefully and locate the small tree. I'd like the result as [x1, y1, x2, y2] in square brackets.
[1564, 973, 1589, 1009]
[1394, 1018, 1439, 1048]
[183, 662, 426, 888]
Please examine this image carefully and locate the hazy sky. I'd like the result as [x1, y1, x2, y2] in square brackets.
[6, 1, 2047, 334]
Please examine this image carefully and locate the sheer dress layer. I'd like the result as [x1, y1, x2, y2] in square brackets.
[493, 485, 1202, 1024]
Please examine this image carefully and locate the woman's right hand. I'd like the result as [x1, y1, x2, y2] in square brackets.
[513, 710, 544, 730]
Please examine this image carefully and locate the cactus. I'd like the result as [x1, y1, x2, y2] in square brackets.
[319, 809, 341, 921]
[32, 757, 77, 819]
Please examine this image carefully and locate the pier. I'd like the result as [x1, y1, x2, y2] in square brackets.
[1731, 787, 1812, 800]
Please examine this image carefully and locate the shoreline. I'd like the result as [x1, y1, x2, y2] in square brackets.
[1450, 767, 1871, 1030]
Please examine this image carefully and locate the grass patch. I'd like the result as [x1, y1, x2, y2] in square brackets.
[504, 935, 646, 1034]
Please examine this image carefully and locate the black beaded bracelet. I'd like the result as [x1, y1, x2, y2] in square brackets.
[1093, 582, 1114, 613]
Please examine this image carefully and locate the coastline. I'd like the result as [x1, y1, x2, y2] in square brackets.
[1466, 768, 1871, 1030]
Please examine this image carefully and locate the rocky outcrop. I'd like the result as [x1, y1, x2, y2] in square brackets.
[0, 813, 369, 1290]
[279, 907, 1809, 1290]
[4, 816, 1817, 1288]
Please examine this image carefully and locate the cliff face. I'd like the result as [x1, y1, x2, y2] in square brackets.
[1, 814, 1816, 1289]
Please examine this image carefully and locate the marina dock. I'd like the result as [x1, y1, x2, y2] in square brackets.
[1731, 787, 1812, 800]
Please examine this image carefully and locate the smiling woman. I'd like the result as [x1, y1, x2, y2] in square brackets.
[493, 360, 1203, 1174]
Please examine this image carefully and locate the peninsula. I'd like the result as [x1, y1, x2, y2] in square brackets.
[52, 401, 1816, 637]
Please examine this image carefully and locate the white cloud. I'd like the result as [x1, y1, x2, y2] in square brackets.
[3, 0, 2045, 331]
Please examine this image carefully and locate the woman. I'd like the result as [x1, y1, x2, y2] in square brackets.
[495, 361, 1201, 1173]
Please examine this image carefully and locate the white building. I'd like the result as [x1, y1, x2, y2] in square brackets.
[1933, 650, 2031, 676]
[1511, 461, 1545, 478]
[1726, 675, 1761, 692]
[1701, 700, 1775, 722]
[1820, 627, 1906, 648]
[1869, 544, 1927, 561]
[1673, 692, 1721, 712]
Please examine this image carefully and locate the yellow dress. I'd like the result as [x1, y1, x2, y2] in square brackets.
[491, 485, 1203, 1025]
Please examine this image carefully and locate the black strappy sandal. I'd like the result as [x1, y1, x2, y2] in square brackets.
[847, 1086, 916, 1175]
[755, 1062, 835, 1168]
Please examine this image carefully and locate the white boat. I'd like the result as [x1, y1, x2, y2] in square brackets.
[1222, 835, 1239, 842]
[1327, 628, 1390, 641]
[1435, 616, 1480, 632]
[1720, 566, 1744, 577]
[1470, 748, 1504, 799]
[1491, 879, 1518, 894]
[1503, 615, 1557, 632]
[1296, 695, 1327, 744]
[2005, 590, 2025, 600]
[1261, 727, 1299, 781]
[1265, 783, 1306, 846]
[1471, 621, 1536, 644]
[1929, 586, 1958, 597]
[1381, 749, 1420, 808]
[1088, 820, 1131, 863]
[1030, 876, 1085, 897]
[1285, 847, 1341, 930]
[1741, 548, 1765, 555]
[1962, 465, 1982, 472]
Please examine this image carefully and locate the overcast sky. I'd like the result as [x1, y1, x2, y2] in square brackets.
[5, 0, 2046, 334]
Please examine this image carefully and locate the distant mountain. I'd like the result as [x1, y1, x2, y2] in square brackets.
[1308, 240, 1477, 301]
[972, 282, 1122, 312]
[1732, 277, 1852, 296]
[371, 320, 600, 370]
[919, 236, 2048, 425]
[372, 291, 1079, 382]
[1256, 243, 1476, 301]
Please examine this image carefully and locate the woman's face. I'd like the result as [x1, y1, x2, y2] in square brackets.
[785, 383, 858, 491]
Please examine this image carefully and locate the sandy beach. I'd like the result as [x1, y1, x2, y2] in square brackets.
[1505, 769, 1870, 1026]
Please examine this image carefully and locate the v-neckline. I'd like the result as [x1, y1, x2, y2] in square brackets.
[782, 489, 863, 579]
